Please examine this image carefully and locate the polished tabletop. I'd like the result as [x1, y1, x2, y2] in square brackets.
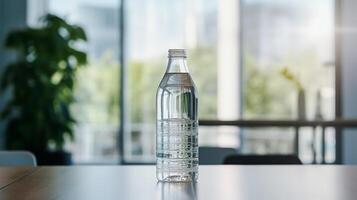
[0, 165, 356, 200]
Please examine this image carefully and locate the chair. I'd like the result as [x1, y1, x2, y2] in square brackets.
[199, 147, 237, 165]
[0, 151, 37, 166]
[223, 154, 302, 165]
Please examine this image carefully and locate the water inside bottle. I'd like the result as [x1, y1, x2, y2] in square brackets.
[156, 72, 198, 182]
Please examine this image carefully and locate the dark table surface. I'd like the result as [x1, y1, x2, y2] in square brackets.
[0, 165, 356, 200]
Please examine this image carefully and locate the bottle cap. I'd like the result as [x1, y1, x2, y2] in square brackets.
[168, 49, 187, 58]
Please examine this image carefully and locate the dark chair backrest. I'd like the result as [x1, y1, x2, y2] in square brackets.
[199, 147, 237, 165]
[223, 154, 302, 165]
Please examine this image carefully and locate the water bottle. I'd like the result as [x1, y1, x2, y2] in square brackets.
[156, 49, 198, 182]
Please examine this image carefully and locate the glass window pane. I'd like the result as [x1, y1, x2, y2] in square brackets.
[25, 0, 336, 164]
[125, 0, 221, 162]
[124, 0, 335, 163]
[242, 0, 335, 119]
[241, 0, 335, 162]
[48, 0, 120, 163]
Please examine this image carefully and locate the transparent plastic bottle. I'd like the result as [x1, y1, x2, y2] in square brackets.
[156, 49, 198, 182]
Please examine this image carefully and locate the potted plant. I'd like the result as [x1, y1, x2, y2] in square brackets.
[0, 14, 87, 165]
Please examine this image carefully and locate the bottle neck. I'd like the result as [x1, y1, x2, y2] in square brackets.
[166, 57, 189, 73]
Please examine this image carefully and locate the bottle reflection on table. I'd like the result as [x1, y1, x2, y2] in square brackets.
[157, 181, 197, 200]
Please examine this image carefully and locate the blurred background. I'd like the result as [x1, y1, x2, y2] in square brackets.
[0, 0, 356, 165]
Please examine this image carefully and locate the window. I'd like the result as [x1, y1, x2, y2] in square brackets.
[124, 0, 224, 162]
[241, 0, 335, 163]
[37, 0, 336, 164]
[48, 0, 120, 163]
[124, 0, 336, 163]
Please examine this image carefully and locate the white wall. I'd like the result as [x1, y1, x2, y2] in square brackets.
[341, 0, 357, 164]
[0, 0, 27, 148]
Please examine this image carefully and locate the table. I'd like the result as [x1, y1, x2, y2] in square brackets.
[0, 165, 356, 200]
[0, 167, 35, 190]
